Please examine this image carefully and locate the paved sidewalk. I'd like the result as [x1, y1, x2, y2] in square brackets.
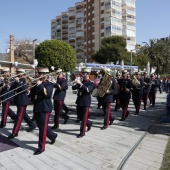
[0, 87, 169, 170]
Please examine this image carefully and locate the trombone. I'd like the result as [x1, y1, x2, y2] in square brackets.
[0, 72, 56, 103]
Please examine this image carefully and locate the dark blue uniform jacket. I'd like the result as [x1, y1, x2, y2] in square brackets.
[99, 77, 117, 103]
[132, 78, 144, 96]
[150, 79, 158, 93]
[0, 79, 15, 103]
[72, 79, 94, 107]
[53, 77, 68, 101]
[33, 81, 53, 113]
[118, 78, 133, 99]
[143, 77, 151, 93]
[13, 78, 28, 106]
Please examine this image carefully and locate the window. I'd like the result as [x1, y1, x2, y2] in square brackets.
[106, 26, 111, 33]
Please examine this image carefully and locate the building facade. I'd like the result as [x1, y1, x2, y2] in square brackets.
[51, 0, 136, 63]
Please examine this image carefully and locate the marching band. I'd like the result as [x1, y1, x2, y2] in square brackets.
[0, 66, 160, 155]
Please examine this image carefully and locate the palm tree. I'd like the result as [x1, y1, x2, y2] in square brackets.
[140, 39, 162, 74]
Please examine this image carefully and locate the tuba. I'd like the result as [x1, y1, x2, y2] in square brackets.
[131, 74, 140, 87]
[97, 69, 112, 97]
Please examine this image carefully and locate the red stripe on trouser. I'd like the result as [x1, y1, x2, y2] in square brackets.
[136, 97, 142, 113]
[3, 101, 10, 126]
[123, 104, 128, 119]
[14, 106, 25, 135]
[82, 107, 89, 136]
[154, 93, 156, 103]
[42, 112, 49, 151]
[146, 93, 149, 105]
[118, 99, 120, 106]
[106, 103, 111, 128]
[55, 100, 62, 125]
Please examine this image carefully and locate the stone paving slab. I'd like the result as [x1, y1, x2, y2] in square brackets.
[0, 88, 168, 170]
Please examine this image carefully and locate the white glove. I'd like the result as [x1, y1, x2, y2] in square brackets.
[15, 77, 19, 82]
[51, 78, 56, 84]
[37, 80, 42, 85]
[75, 79, 82, 85]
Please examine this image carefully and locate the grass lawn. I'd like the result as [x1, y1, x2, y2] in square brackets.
[160, 137, 170, 170]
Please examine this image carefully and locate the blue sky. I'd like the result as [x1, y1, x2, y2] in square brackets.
[0, 0, 169, 53]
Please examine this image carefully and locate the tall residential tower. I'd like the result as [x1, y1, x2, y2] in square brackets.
[51, 0, 136, 63]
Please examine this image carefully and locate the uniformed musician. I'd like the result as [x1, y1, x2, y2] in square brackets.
[51, 68, 69, 129]
[131, 72, 144, 115]
[0, 68, 16, 128]
[72, 67, 94, 138]
[99, 69, 117, 130]
[142, 72, 151, 110]
[29, 68, 57, 155]
[8, 68, 36, 139]
[118, 70, 133, 121]
[94, 73, 102, 109]
[114, 72, 121, 111]
[149, 74, 158, 107]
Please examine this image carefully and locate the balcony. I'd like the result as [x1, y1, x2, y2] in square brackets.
[56, 25, 61, 30]
[76, 31, 84, 38]
[51, 32, 55, 36]
[76, 39, 84, 44]
[76, 27, 83, 31]
[126, 16, 136, 23]
[69, 42, 75, 46]
[62, 19, 68, 24]
[62, 36, 68, 40]
[126, 10, 136, 16]
[57, 36, 61, 40]
[56, 33, 61, 36]
[69, 12, 76, 17]
[76, 45, 84, 50]
[62, 24, 68, 29]
[69, 23, 75, 28]
[62, 29, 68, 33]
[69, 19, 75, 23]
[51, 22, 56, 27]
[76, 13, 84, 18]
[62, 40, 68, 43]
[69, 29, 75, 34]
[126, 39, 135, 44]
[69, 35, 76, 41]
[76, 52, 84, 56]
[76, 21, 83, 26]
[126, 25, 136, 30]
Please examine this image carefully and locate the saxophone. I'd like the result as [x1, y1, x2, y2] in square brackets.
[97, 69, 112, 97]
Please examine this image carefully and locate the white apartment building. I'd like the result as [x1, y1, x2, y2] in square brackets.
[51, 0, 136, 63]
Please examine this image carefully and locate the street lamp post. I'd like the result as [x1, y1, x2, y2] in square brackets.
[33, 39, 38, 60]
[130, 49, 135, 75]
[130, 44, 141, 75]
